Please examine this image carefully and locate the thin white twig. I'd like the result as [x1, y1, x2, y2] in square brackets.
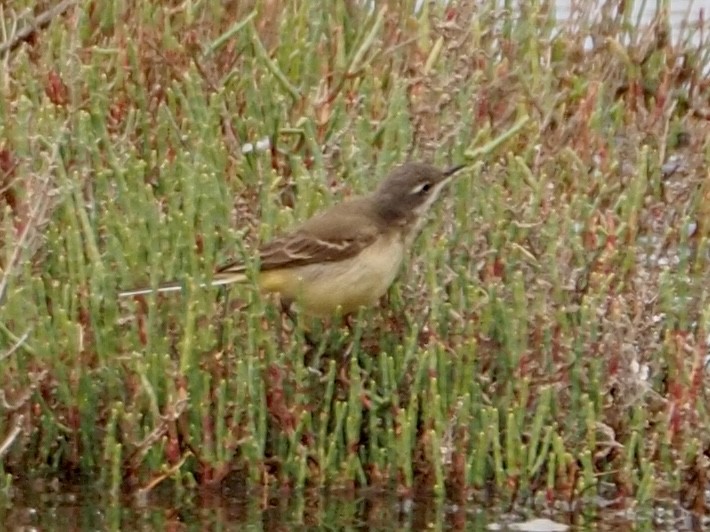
[0, 414, 24, 459]
[0, 328, 30, 362]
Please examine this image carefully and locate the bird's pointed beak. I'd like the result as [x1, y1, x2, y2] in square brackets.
[443, 164, 467, 178]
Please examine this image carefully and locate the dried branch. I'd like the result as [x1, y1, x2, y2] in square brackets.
[0, 1, 76, 56]
[0, 126, 65, 304]
[0, 370, 47, 411]
[0, 414, 24, 459]
[0, 328, 30, 362]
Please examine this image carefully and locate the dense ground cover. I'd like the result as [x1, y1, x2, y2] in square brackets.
[1, 0, 709, 521]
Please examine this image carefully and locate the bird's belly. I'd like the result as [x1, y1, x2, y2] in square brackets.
[258, 235, 405, 317]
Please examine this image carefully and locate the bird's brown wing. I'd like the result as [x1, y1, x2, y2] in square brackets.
[217, 198, 382, 274]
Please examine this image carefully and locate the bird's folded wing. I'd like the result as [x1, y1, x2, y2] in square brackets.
[217, 199, 381, 274]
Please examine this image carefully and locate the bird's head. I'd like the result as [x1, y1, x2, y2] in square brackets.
[373, 162, 466, 223]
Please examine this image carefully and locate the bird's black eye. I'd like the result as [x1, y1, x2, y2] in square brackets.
[411, 181, 433, 195]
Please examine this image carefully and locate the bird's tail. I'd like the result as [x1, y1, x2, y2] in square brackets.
[118, 270, 248, 298]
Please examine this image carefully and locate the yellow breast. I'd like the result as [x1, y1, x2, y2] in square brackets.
[258, 232, 405, 317]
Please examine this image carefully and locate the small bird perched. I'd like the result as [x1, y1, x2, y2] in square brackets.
[120, 162, 466, 317]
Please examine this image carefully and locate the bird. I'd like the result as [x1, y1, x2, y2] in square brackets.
[119, 162, 466, 317]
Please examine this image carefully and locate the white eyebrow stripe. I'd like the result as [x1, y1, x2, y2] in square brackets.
[410, 182, 430, 194]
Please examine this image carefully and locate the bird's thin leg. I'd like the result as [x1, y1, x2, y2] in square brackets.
[279, 298, 295, 327]
[336, 313, 360, 382]
[342, 312, 367, 359]
[279, 298, 320, 349]
[381, 289, 392, 308]
[279, 299, 332, 376]
[337, 359, 351, 386]
[343, 313, 355, 338]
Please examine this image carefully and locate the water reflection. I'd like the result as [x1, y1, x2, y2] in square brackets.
[2, 485, 673, 530]
[1, 488, 488, 530]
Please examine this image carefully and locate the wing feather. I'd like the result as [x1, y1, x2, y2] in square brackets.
[217, 197, 382, 274]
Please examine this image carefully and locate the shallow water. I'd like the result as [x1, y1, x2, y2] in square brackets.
[0, 486, 676, 531]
